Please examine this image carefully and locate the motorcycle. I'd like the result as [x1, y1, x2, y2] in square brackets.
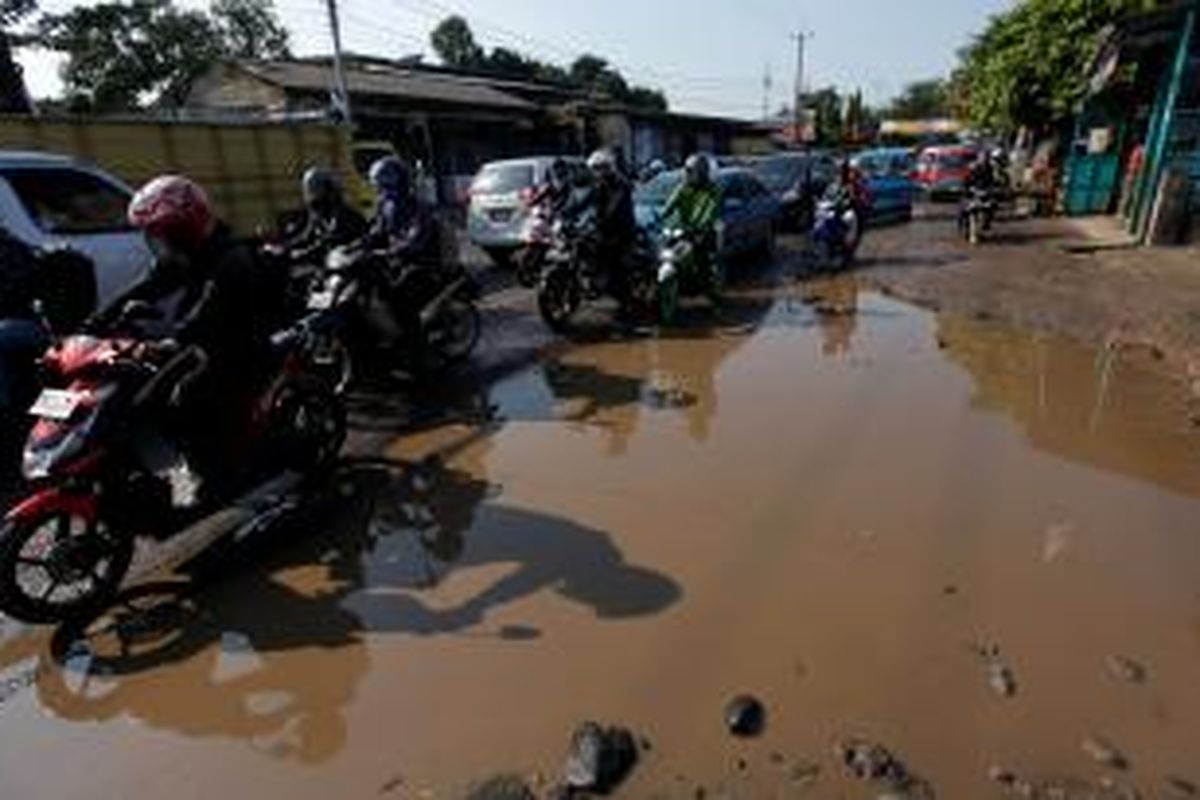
[514, 202, 554, 289]
[536, 216, 656, 333]
[303, 246, 481, 389]
[960, 188, 996, 246]
[807, 197, 861, 272]
[655, 227, 722, 326]
[0, 305, 347, 624]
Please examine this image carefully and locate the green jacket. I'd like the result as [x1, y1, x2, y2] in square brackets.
[662, 181, 721, 236]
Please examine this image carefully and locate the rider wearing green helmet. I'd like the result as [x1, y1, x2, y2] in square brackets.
[662, 154, 722, 301]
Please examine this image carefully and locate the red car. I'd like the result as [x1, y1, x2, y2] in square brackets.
[915, 146, 977, 199]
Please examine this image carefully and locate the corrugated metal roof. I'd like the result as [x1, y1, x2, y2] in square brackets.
[238, 60, 538, 112]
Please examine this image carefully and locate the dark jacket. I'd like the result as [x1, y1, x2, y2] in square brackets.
[99, 224, 283, 367]
[567, 176, 636, 248]
[0, 228, 38, 320]
[365, 194, 442, 267]
[286, 202, 369, 259]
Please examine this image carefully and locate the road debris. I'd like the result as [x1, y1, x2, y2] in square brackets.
[724, 694, 765, 737]
[462, 774, 536, 800]
[1104, 655, 1147, 685]
[1167, 776, 1198, 797]
[561, 722, 639, 795]
[1081, 736, 1129, 770]
[969, 642, 1018, 698]
[1042, 523, 1074, 563]
[835, 739, 933, 798]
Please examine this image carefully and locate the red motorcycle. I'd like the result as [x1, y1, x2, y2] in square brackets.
[0, 306, 346, 624]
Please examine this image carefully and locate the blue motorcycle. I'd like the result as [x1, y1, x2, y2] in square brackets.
[807, 197, 861, 272]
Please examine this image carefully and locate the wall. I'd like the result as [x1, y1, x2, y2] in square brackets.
[0, 115, 364, 233]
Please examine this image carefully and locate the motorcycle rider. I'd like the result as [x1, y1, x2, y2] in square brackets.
[93, 175, 288, 498]
[529, 157, 575, 216]
[661, 154, 722, 302]
[963, 150, 1001, 232]
[640, 159, 668, 184]
[285, 167, 368, 261]
[575, 148, 637, 305]
[822, 158, 869, 251]
[364, 155, 442, 267]
[0, 228, 46, 427]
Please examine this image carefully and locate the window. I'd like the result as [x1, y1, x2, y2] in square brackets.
[3, 168, 132, 235]
[472, 163, 535, 195]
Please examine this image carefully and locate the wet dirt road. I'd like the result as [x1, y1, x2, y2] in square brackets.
[3, 228, 1200, 799]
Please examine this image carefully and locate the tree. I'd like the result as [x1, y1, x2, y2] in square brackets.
[807, 87, 844, 146]
[844, 89, 869, 141]
[431, 14, 482, 69]
[429, 16, 668, 111]
[0, 0, 35, 111]
[211, 0, 290, 60]
[953, 0, 1160, 133]
[886, 79, 949, 120]
[39, 0, 292, 112]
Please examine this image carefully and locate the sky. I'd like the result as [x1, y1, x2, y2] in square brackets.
[17, 0, 1013, 117]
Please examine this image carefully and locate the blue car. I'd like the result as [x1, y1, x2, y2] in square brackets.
[851, 148, 917, 222]
[635, 168, 779, 263]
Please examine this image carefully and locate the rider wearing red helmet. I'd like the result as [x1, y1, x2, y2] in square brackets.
[96, 175, 286, 493]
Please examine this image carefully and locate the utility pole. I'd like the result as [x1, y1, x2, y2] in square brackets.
[762, 61, 772, 122]
[325, 0, 353, 126]
[791, 31, 809, 146]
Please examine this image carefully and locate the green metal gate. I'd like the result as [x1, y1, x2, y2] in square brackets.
[1064, 151, 1121, 215]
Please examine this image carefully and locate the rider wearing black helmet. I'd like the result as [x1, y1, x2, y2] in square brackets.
[286, 167, 368, 260]
[365, 155, 442, 267]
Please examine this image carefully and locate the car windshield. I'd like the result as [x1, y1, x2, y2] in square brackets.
[635, 171, 682, 207]
[937, 152, 971, 169]
[472, 163, 535, 194]
[2, 168, 131, 234]
[751, 158, 807, 192]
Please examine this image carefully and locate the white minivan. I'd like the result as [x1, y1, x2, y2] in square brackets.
[0, 151, 152, 312]
[467, 156, 583, 266]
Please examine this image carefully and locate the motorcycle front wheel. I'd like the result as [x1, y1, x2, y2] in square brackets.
[968, 212, 982, 246]
[0, 510, 133, 624]
[538, 267, 579, 333]
[658, 273, 680, 326]
[269, 380, 347, 475]
[515, 246, 543, 288]
[428, 297, 481, 366]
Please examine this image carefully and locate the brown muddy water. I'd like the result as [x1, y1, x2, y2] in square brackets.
[2, 278, 1200, 799]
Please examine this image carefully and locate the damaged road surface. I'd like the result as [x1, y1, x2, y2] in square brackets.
[2, 236, 1200, 799]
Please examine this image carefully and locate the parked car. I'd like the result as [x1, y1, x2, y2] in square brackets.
[915, 145, 977, 199]
[747, 153, 821, 230]
[851, 148, 918, 222]
[635, 167, 779, 262]
[467, 156, 583, 266]
[0, 151, 151, 312]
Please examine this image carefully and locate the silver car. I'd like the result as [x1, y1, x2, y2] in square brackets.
[467, 156, 581, 266]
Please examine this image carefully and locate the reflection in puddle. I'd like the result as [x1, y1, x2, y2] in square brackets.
[4, 292, 1200, 799]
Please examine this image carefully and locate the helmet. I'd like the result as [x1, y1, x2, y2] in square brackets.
[128, 175, 215, 252]
[302, 167, 342, 210]
[549, 157, 571, 188]
[684, 154, 710, 186]
[368, 156, 412, 196]
[586, 148, 617, 177]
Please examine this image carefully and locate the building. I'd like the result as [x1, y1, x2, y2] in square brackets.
[1066, 1, 1199, 243]
[186, 57, 766, 196]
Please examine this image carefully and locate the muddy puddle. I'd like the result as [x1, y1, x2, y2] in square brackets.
[3, 277, 1200, 799]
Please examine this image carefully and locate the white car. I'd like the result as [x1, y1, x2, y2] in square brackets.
[0, 151, 151, 312]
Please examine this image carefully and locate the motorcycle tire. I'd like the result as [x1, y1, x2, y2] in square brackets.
[0, 512, 133, 624]
[308, 331, 354, 396]
[515, 247, 542, 289]
[269, 379, 347, 476]
[537, 267, 579, 334]
[968, 212, 982, 246]
[427, 297, 481, 366]
[658, 274, 680, 326]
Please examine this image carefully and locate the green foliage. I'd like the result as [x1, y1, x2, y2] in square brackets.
[429, 16, 667, 111]
[430, 14, 483, 69]
[211, 0, 290, 60]
[807, 87, 844, 146]
[886, 79, 950, 120]
[954, 0, 1161, 132]
[38, 0, 290, 111]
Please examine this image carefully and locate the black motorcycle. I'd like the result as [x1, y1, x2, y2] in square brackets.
[303, 246, 481, 389]
[959, 188, 997, 246]
[536, 215, 656, 333]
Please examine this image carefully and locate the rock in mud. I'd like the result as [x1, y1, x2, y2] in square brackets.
[561, 722, 638, 795]
[1082, 736, 1129, 770]
[1104, 655, 1147, 685]
[836, 740, 910, 785]
[1166, 776, 1198, 798]
[462, 774, 536, 800]
[970, 642, 1018, 697]
[724, 694, 766, 737]
[788, 761, 821, 790]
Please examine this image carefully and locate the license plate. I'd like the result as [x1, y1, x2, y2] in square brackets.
[488, 209, 514, 223]
[29, 389, 84, 420]
[307, 288, 335, 310]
